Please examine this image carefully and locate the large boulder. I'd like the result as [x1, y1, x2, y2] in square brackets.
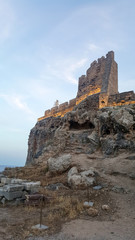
[101, 136, 135, 156]
[47, 154, 72, 173]
[112, 108, 134, 129]
[99, 107, 135, 136]
[68, 167, 97, 189]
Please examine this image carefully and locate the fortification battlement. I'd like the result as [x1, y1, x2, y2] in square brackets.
[38, 51, 135, 121]
[77, 51, 117, 98]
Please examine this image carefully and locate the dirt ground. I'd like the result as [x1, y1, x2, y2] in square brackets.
[0, 152, 135, 240]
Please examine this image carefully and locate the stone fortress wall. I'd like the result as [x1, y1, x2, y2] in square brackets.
[38, 51, 135, 121]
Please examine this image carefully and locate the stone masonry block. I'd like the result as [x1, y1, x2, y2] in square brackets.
[23, 181, 41, 192]
[1, 178, 12, 184]
[4, 191, 23, 201]
[0, 174, 4, 182]
[0, 187, 4, 197]
[3, 184, 24, 192]
[11, 179, 26, 184]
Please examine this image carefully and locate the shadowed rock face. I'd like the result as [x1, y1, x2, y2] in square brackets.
[26, 95, 135, 166]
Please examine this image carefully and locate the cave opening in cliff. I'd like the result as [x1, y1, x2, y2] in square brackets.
[69, 120, 95, 130]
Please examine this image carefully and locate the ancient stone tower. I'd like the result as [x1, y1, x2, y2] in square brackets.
[38, 51, 135, 121]
[77, 51, 118, 108]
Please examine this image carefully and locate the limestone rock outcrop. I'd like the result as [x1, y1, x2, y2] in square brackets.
[68, 167, 97, 189]
[47, 154, 72, 173]
[26, 95, 135, 166]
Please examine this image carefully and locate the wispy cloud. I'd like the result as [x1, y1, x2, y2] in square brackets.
[0, 93, 34, 116]
[41, 57, 88, 85]
[88, 43, 101, 52]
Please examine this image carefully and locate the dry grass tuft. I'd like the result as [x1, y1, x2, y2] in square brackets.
[47, 195, 83, 224]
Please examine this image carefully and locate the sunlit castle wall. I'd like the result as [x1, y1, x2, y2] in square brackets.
[38, 51, 135, 121]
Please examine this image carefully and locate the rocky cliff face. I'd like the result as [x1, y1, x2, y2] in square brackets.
[26, 96, 135, 166]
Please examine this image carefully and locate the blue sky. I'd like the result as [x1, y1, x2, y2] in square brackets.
[0, 0, 135, 166]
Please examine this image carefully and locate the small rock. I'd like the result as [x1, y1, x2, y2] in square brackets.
[15, 198, 25, 206]
[112, 186, 126, 193]
[86, 208, 98, 217]
[45, 183, 68, 191]
[126, 155, 135, 160]
[102, 204, 110, 210]
[93, 185, 102, 190]
[129, 173, 135, 180]
[0, 183, 4, 187]
[68, 174, 82, 187]
[1, 197, 6, 205]
[80, 168, 97, 177]
[68, 167, 78, 178]
[83, 201, 94, 208]
[32, 224, 48, 230]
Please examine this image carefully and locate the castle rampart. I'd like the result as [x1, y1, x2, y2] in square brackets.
[37, 51, 135, 121]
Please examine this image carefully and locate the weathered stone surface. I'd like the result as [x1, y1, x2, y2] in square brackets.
[93, 185, 102, 190]
[1, 178, 11, 185]
[80, 168, 96, 178]
[3, 191, 23, 201]
[111, 108, 134, 130]
[47, 154, 72, 173]
[68, 174, 82, 187]
[3, 184, 24, 192]
[68, 167, 78, 178]
[1, 198, 6, 205]
[86, 207, 98, 216]
[26, 117, 62, 165]
[112, 186, 127, 194]
[126, 155, 135, 160]
[101, 136, 135, 156]
[0, 179, 42, 201]
[129, 173, 135, 180]
[83, 201, 94, 208]
[0, 174, 4, 181]
[11, 179, 26, 184]
[68, 167, 96, 189]
[45, 183, 68, 191]
[0, 187, 4, 197]
[88, 131, 99, 145]
[26, 102, 135, 165]
[102, 204, 110, 210]
[23, 181, 41, 192]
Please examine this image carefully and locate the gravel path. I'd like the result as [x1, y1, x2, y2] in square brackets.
[27, 217, 135, 240]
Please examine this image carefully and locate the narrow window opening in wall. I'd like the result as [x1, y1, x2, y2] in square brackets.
[69, 120, 95, 130]
[133, 124, 135, 130]
[101, 100, 105, 104]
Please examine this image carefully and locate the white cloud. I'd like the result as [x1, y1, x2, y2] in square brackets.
[0, 93, 34, 116]
[41, 57, 88, 85]
[88, 43, 101, 52]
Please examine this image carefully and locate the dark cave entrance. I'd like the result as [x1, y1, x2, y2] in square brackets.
[69, 120, 95, 130]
